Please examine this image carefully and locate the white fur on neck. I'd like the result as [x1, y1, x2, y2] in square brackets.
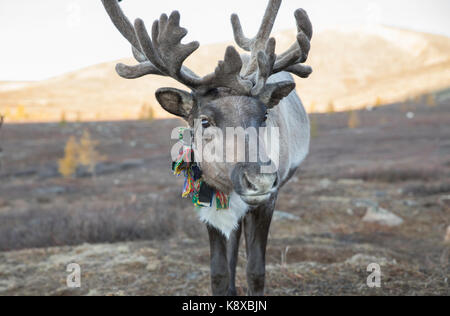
[195, 192, 249, 239]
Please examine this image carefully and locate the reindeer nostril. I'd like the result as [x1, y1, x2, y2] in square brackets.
[242, 173, 257, 191]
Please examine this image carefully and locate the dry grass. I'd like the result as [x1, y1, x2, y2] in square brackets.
[0, 198, 204, 252]
[402, 182, 450, 197]
[0, 100, 449, 295]
[340, 166, 444, 183]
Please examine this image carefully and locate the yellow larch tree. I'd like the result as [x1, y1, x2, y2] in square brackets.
[58, 136, 79, 179]
[77, 130, 104, 175]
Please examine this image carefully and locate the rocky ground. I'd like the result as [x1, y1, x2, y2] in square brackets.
[0, 99, 449, 296]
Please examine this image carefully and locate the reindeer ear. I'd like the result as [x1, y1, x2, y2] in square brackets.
[156, 88, 194, 118]
[258, 81, 296, 108]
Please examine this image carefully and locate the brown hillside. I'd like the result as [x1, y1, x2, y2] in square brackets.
[1, 25, 449, 122]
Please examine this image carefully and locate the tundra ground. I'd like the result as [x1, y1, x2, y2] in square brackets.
[0, 99, 449, 295]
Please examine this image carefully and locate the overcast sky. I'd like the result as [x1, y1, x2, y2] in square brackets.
[1, 0, 449, 81]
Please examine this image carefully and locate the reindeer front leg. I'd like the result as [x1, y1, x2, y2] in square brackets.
[243, 200, 275, 296]
[227, 221, 242, 296]
[207, 225, 230, 296]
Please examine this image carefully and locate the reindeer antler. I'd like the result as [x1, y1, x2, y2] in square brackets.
[102, 0, 162, 78]
[272, 9, 313, 78]
[101, 0, 252, 94]
[134, 12, 203, 87]
[102, 0, 312, 97]
[231, 0, 313, 95]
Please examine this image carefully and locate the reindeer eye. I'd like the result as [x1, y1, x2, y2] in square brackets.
[201, 119, 211, 129]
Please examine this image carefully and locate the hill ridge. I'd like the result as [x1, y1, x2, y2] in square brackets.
[1, 25, 449, 122]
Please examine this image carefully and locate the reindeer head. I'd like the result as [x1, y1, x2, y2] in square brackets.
[102, 0, 312, 205]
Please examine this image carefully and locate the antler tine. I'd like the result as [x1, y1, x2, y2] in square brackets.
[134, 19, 166, 73]
[252, 38, 276, 96]
[200, 46, 253, 95]
[102, 0, 165, 78]
[272, 8, 313, 77]
[254, 0, 282, 51]
[153, 11, 201, 82]
[134, 12, 205, 88]
[230, 14, 252, 52]
[231, 0, 281, 52]
[295, 8, 313, 41]
[231, 2, 313, 95]
[231, 0, 282, 91]
[101, 0, 144, 61]
[284, 64, 313, 78]
[116, 62, 164, 79]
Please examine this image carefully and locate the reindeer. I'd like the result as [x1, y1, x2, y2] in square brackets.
[101, 0, 312, 296]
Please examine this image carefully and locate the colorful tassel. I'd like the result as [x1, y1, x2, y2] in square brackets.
[216, 191, 230, 210]
[173, 147, 192, 176]
[172, 128, 229, 211]
[182, 168, 195, 198]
